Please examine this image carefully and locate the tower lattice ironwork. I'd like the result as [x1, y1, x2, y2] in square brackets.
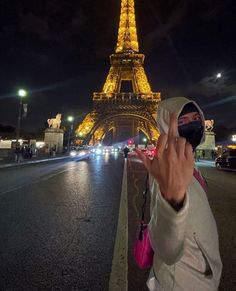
[76, 0, 161, 145]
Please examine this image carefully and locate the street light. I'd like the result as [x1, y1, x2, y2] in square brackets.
[67, 116, 74, 152]
[143, 137, 148, 148]
[16, 89, 27, 142]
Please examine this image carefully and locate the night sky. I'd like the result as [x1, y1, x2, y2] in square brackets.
[0, 0, 235, 137]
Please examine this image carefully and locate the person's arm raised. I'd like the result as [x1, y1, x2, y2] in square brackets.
[137, 113, 194, 264]
[137, 113, 194, 205]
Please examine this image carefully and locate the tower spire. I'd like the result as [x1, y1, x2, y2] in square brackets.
[116, 0, 139, 53]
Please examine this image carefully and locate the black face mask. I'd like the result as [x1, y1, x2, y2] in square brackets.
[178, 121, 204, 151]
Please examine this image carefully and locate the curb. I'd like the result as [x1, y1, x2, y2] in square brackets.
[0, 156, 70, 169]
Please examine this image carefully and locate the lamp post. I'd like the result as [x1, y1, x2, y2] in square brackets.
[16, 89, 27, 142]
[143, 137, 147, 148]
[67, 116, 74, 152]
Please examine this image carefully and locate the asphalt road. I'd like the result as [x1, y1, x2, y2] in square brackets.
[0, 156, 235, 291]
[0, 154, 124, 290]
[198, 161, 236, 291]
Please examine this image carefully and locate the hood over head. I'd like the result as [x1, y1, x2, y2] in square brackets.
[157, 97, 205, 145]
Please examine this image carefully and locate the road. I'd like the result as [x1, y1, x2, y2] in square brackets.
[0, 155, 235, 290]
[0, 154, 123, 290]
[198, 161, 236, 291]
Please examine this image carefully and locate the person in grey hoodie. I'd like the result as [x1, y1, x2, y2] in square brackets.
[137, 97, 222, 291]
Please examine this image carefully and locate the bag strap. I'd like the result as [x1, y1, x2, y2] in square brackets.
[193, 168, 208, 193]
[138, 173, 149, 240]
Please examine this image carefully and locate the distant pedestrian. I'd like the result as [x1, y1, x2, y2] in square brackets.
[29, 146, 33, 159]
[14, 146, 21, 163]
[202, 149, 205, 159]
[25, 146, 31, 159]
[15, 146, 24, 163]
[123, 146, 129, 159]
[52, 145, 56, 157]
[194, 151, 200, 162]
[211, 149, 215, 160]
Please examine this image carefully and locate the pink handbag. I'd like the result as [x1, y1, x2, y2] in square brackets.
[134, 173, 154, 269]
[133, 169, 207, 269]
[134, 223, 154, 269]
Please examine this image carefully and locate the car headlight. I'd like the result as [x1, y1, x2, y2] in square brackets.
[70, 151, 77, 157]
[96, 148, 102, 155]
[78, 151, 86, 156]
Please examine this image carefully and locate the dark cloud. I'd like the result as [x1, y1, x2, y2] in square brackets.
[20, 13, 50, 40]
[139, 0, 191, 50]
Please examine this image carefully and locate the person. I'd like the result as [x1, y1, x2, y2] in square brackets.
[123, 145, 130, 159]
[202, 149, 206, 159]
[52, 145, 56, 157]
[137, 97, 222, 291]
[14, 145, 21, 163]
[211, 149, 215, 160]
[194, 151, 200, 162]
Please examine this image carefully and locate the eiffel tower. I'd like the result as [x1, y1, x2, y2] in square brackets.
[76, 0, 161, 146]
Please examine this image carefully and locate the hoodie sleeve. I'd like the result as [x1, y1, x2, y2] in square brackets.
[148, 180, 189, 265]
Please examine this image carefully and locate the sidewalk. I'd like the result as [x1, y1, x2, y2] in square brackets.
[0, 154, 70, 169]
[196, 159, 215, 166]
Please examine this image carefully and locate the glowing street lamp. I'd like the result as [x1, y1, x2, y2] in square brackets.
[232, 135, 236, 142]
[143, 137, 148, 148]
[16, 89, 28, 142]
[67, 116, 74, 123]
[18, 89, 27, 97]
[67, 116, 74, 152]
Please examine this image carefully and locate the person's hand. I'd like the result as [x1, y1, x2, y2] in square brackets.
[137, 113, 194, 204]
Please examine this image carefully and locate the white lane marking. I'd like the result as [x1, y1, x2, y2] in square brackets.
[109, 159, 128, 291]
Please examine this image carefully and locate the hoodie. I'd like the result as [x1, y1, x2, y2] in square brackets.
[147, 97, 222, 291]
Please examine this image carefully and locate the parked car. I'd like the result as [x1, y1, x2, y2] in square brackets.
[215, 149, 236, 170]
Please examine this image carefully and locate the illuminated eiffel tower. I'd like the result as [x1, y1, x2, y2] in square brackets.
[76, 0, 161, 145]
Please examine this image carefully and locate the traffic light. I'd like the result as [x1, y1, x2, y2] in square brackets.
[128, 139, 134, 145]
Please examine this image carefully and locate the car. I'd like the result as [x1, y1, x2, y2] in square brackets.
[70, 147, 90, 159]
[215, 149, 236, 170]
